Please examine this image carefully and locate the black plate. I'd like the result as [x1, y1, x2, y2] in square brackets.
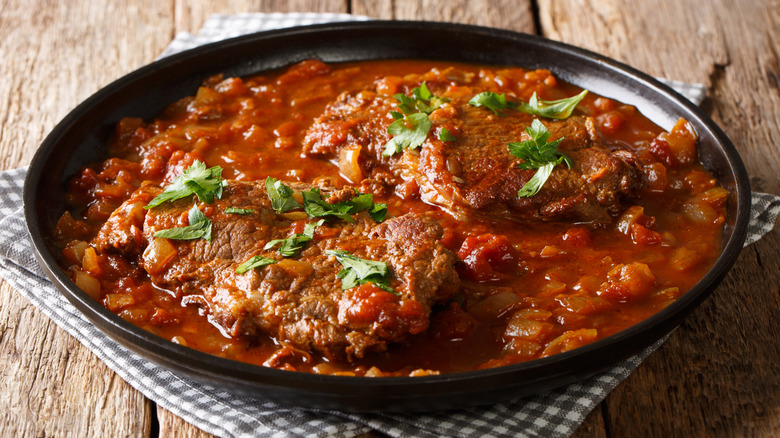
[24, 21, 751, 412]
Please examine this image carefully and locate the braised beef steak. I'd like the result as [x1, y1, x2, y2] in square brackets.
[303, 68, 644, 225]
[92, 180, 459, 361]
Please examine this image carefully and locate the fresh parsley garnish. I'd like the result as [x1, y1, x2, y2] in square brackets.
[383, 82, 450, 156]
[508, 119, 573, 198]
[383, 113, 432, 156]
[153, 205, 212, 241]
[300, 189, 387, 223]
[519, 90, 588, 119]
[438, 128, 456, 142]
[468, 90, 588, 119]
[265, 177, 303, 213]
[264, 219, 325, 257]
[146, 160, 224, 209]
[225, 207, 254, 215]
[235, 256, 277, 274]
[325, 249, 396, 294]
[468, 92, 519, 116]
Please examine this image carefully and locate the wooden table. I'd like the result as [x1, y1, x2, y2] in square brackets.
[1, 1, 778, 436]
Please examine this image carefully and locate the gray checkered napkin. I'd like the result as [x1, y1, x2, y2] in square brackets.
[2, 12, 778, 438]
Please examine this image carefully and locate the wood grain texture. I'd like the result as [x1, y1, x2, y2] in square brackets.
[0, 0, 172, 436]
[540, 0, 780, 436]
[0, 0, 777, 437]
[157, 406, 216, 438]
[0, 278, 152, 436]
[354, 0, 536, 32]
[173, 0, 348, 34]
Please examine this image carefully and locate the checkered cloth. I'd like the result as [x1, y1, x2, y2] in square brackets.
[2, 13, 778, 438]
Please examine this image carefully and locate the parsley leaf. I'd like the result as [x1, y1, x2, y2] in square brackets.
[225, 207, 254, 215]
[383, 113, 432, 156]
[301, 188, 354, 222]
[368, 202, 388, 223]
[518, 90, 588, 119]
[508, 119, 573, 198]
[264, 219, 325, 257]
[235, 256, 276, 274]
[153, 205, 212, 241]
[468, 92, 519, 116]
[468, 90, 588, 119]
[438, 128, 456, 142]
[325, 249, 396, 294]
[146, 160, 224, 209]
[265, 177, 303, 213]
[300, 189, 387, 223]
[383, 82, 449, 157]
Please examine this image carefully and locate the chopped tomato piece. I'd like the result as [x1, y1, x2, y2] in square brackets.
[457, 234, 515, 282]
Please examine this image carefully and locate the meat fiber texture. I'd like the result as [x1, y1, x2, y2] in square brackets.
[303, 67, 644, 225]
[92, 180, 459, 361]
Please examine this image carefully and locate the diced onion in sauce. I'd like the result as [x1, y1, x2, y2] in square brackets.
[74, 270, 101, 301]
[277, 259, 314, 277]
[143, 238, 178, 275]
[338, 144, 363, 183]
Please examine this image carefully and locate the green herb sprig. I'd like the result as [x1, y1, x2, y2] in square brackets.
[153, 205, 213, 241]
[225, 207, 254, 215]
[301, 189, 387, 223]
[325, 249, 395, 294]
[508, 119, 573, 198]
[235, 256, 277, 274]
[146, 160, 224, 209]
[264, 219, 325, 257]
[468, 90, 588, 119]
[383, 82, 450, 156]
[265, 177, 303, 213]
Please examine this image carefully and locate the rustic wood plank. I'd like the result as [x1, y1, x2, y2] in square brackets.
[571, 403, 608, 438]
[158, 406, 216, 438]
[539, 0, 729, 86]
[539, 0, 780, 436]
[0, 279, 153, 436]
[2, 1, 777, 437]
[0, 0, 175, 436]
[353, 0, 536, 33]
[173, 0, 350, 34]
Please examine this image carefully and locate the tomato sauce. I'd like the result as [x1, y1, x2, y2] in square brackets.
[54, 60, 727, 376]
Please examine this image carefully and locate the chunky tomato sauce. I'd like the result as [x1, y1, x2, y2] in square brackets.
[54, 60, 727, 376]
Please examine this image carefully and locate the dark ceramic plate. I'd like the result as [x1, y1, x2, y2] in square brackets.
[24, 21, 750, 412]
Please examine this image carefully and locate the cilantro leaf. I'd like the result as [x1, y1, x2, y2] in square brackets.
[264, 219, 325, 257]
[300, 189, 387, 223]
[469, 90, 588, 119]
[518, 90, 588, 119]
[508, 119, 573, 198]
[225, 207, 254, 215]
[153, 205, 212, 241]
[325, 249, 396, 294]
[369, 202, 388, 223]
[383, 82, 449, 157]
[438, 128, 456, 142]
[265, 177, 303, 213]
[468, 92, 519, 116]
[517, 162, 556, 197]
[383, 113, 432, 156]
[301, 189, 354, 222]
[235, 256, 277, 274]
[146, 160, 224, 209]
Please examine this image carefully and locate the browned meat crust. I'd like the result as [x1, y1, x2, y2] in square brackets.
[92, 180, 459, 361]
[303, 70, 644, 225]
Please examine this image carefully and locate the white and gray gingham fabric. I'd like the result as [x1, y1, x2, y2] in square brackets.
[2, 13, 779, 438]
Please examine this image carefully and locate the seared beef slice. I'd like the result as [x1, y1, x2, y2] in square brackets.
[303, 69, 643, 225]
[93, 180, 459, 361]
